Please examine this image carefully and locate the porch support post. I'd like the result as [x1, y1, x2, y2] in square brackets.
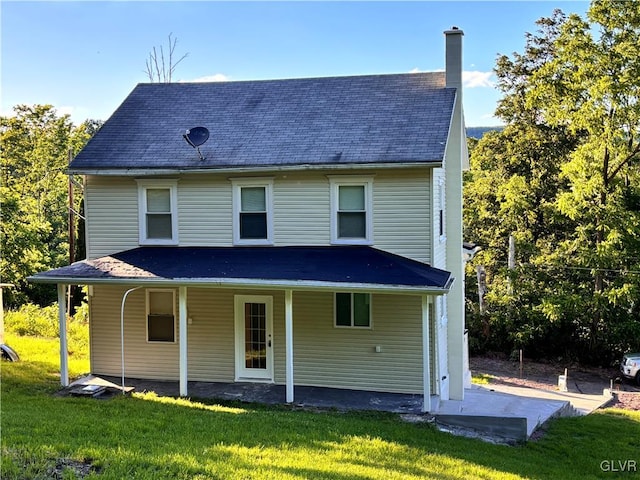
[57, 284, 69, 387]
[422, 295, 431, 413]
[285, 289, 294, 403]
[179, 286, 188, 397]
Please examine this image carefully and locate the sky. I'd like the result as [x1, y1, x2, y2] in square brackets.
[1, 0, 590, 127]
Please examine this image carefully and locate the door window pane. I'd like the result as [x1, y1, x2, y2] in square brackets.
[245, 303, 266, 369]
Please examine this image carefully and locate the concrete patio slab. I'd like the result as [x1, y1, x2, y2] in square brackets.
[481, 383, 612, 415]
[433, 383, 612, 442]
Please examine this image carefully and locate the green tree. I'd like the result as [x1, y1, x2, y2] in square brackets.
[1, 105, 98, 306]
[527, 0, 640, 360]
[465, 1, 640, 364]
[464, 10, 581, 357]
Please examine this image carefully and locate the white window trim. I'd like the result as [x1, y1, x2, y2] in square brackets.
[329, 176, 374, 245]
[145, 288, 177, 344]
[231, 177, 274, 246]
[334, 292, 373, 329]
[136, 179, 179, 246]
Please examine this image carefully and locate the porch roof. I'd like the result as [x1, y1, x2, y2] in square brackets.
[28, 246, 453, 294]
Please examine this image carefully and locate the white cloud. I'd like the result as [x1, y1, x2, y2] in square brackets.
[56, 105, 78, 117]
[462, 70, 494, 88]
[184, 73, 230, 83]
[409, 67, 447, 74]
[410, 67, 493, 89]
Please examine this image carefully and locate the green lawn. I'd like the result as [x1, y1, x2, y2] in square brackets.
[1, 332, 639, 479]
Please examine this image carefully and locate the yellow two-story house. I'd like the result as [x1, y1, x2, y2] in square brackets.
[31, 28, 468, 411]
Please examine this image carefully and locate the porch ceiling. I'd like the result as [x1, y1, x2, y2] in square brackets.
[28, 246, 453, 294]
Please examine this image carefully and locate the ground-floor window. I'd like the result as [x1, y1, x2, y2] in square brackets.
[335, 292, 371, 328]
[146, 289, 175, 342]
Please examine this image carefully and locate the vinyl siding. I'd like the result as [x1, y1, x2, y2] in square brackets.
[178, 176, 233, 246]
[90, 286, 279, 382]
[185, 288, 235, 381]
[85, 176, 139, 259]
[90, 286, 180, 379]
[273, 172, 331, 245]
[90, 286, 427, 393]
[373, 169, 431, 262]
[84, 168, 432, 263]
[291, 291, 425, 393]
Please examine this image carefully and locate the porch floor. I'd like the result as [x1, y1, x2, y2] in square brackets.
[70, 375, 427, 414]
[65, 374, 612, 442]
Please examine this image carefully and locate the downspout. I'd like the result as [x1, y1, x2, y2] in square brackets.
[121, 286, 142, 394]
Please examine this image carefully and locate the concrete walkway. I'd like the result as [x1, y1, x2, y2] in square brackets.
[479, 383, 612, 415]
[434, 383, 612, 442]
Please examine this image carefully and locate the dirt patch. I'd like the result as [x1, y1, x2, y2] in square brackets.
[49, 458, 101, 479]
[606, 392, 640, 410]
[470, 355, 640, 411]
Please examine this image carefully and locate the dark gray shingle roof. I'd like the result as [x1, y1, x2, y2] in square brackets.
[29, 246, 453, 293]
[71, 72, 455, 172]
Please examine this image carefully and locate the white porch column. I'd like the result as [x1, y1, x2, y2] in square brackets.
[422, 295, 431, 413]
[57, 284, 69, 387]
[179, 286, 188, 397]
[285, 289, 294, 403]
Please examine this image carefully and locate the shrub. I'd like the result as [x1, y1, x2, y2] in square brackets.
[4, 303, 60, 337]
[4, 303, 89, 357]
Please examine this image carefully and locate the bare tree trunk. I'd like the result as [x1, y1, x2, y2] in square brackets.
[145, 33, 188, 83]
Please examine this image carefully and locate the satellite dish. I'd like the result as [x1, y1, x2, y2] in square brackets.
[183, 127, 209, 160]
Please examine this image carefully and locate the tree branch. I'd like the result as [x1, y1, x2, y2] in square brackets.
[606, 140, 640, 184]
[144, 33, 189, 83]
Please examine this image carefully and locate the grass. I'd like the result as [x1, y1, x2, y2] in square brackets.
[471, 372, 495, 385]
[2, 331, 640, 479]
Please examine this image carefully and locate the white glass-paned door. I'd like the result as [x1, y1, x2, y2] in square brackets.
[234, 295, 273, 381]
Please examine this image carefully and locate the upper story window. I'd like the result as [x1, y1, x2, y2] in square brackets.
[137, 180, 178, 245]
[329, 176, 373, 245]
[232, 178, 273, 245]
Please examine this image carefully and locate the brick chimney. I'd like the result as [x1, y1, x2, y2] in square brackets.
[444, 27, 464, 95]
